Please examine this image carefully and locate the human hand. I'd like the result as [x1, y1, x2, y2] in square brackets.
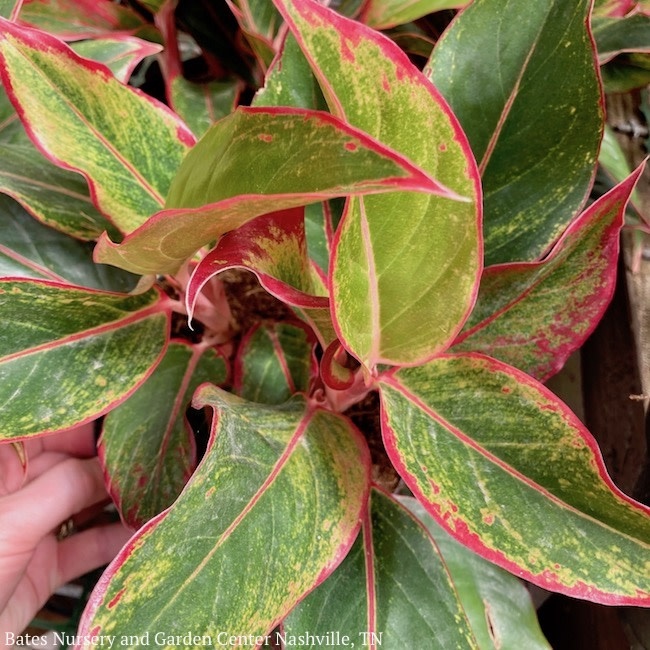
[0, 423, 131, 637]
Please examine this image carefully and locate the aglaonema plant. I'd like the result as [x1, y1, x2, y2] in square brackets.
[0, 0, 648, 646]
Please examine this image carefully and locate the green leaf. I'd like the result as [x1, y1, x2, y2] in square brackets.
[404, 497, 551, 650]
[284, 488, 480, 649]
[253, 31, 327, 111]
[0, 280, 169, 439]
[95, 105, 451, 275]
[427, 0, 602, 264]
[275, 0, 481, 368]
[17, 0, 146, 39]
[379, 354, 650, 605]
[234, 322, 316, 404]
[0, 85, 26, 144]
[231, 0, 282, 42]
[101, 342, 227, 528]
[229, 0, 282, 67]
[0, 142, 115, 240]
[0, 0, 19, 20]
[599, 126, 636, 185]
[0, 18, 195, 233]
[362, 0, 467, 30]
[71, 36, 163, 83]
[304, 202, 334, 276]
[79, 388, 370, 638]
[169, 77, 241, 139]
[451, 166, 643, 381]
[600, 52, 650, 92]
[592, 13, 650, 63]
[0, 194, 138, 292]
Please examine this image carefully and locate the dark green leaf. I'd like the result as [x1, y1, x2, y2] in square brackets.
[427, 0, 602, 264]
[101, 342, 227, 528]
[0, 194, 138, 291]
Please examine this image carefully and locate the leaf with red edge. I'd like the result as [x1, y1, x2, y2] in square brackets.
[0, 194, 138, 292]
[379, 353, 650, 605]
[451, 165, 643, 381]
[79, 387, 370, 638]
[0, 18, 195, 233]
[275, 0, 481, 368]
[95, 105, 453, 275]
[592, 13, 650, 63]
[0, 279, 169, 439]
[426, 0, 603, 265]
[229, 0, 282, 68]
[17, 0, 146, 40]
[0, 0, 20, 20]
[284, 488, 478, 648]
[362, 0, 469, 30]
[71, 36, 163, 83]
[100, 342, 227, 529]
[187, 208, 327, 326]
[404, 496, 551, 649]
[234, 322, 316, 405]
[285, 488, 549, 649]
[0, 142, 114, 241]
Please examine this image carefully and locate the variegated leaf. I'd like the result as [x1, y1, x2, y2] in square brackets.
[79, 387, 371, 638]
[71, 36, 163, 83]
[101, 342, 227, 528]
[17, 0, 145, 40]
[285, 489, 550, 649]
[426, 0, 602, 264]
[0, 280, 169, 439]
[452, 165, 643, 381]
[379, 354, 650, 605]
[0, 142, 114, 240]
[0, 18, 195, 233]
[187, 208, 327, 325]
[275, 0, 481, 368]
[95, 106, 452, 275]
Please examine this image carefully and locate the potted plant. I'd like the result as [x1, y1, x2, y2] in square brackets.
[0, 0, 648, 645]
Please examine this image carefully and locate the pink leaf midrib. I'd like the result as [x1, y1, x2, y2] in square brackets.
[478, 22, 545, 175]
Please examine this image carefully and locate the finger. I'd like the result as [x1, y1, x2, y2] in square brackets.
[0, 443, 28, 495]
[57, 523, 132, 586]
[0, 534, 57, 635]
[0, 457, 107, 550]
[0, 523, 130, 636]
[24, 421, 97, 460]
